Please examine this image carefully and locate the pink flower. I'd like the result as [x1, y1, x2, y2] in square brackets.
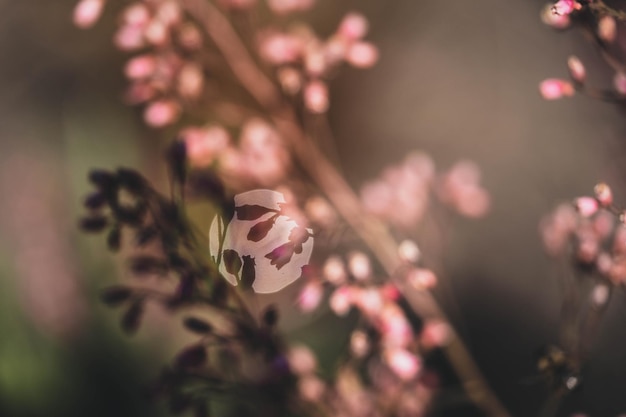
[598, 15, 617, 42]
[539, 78, 575, 100]
[407, 268, 437, 289]
[552, 0, 578, 16]
[614, 72, 626, 95]
[287, 345, 318, 375]
[114, 25, 145, 51]
[323, 256, 347, 284]
[420, 320, 451, 348]
[298, 280, 323, 312]
[124, 55, 156, 79]
[304, 80, 329, 113]
[259, 32, 302, 64]
[346, 42, 379, 68]
[384, 348, 421, 381]
[337, 12, 369, 41]
[122, 4, 150, 27]
[183, 126, 230, 167]
[574, 197, 599, 217]
[567, 56, 586, 83]
[177, 63, 204, 99]
[329, 286, 353, 316]
[347, 251, 371, 281]
[143, 99, 180, 127]
[73, 0, 105, 29]
[398, 239, 421, 263]
[594, 183, 613, 207]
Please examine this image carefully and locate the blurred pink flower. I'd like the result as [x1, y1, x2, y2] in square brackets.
[124, 54, 156, 79]
[143, 99, 180, 127]
[73, 0, 105, 29]
[330, 286, 353, 316]
[268, 0, 315, 15]
[541, 3, 571, 29]
[384, 348, 421, 381]
[567, 56, 586, 83]
[183, 125, 231, 167]
[539, 78, 575, 100]
[177, 63, 204, 99]
[598, 15, 617, 42]
[552, 0, 578, 16]
[337, 12, 369, 41]
[298, 280, 323, 312]
[288, 345, 318, 375]
[304, 80, 329, 113]
[346, 42, 379, 68]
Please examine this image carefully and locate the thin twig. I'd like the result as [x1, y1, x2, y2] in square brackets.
[180, 1, 512, 416]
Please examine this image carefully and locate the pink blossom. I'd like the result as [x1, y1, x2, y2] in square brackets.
[183, 126, 230, 167]
[420, 320, 451, 349]
[298, 375, 325, 402]
[384, 348, 421, 381]
[288, 345, 318, 375]
[156, 1, 182, 27]
[298, 280, 323, 312]
[552, 0, 578, 16]
[267, 0, 315, 15]
[348, 251, 371, 281]
[594, 182, 613, 207]
[304, 80, 329, 113]
[122, 4, 150, 27]
[329, 286, 353, 316]
[114, 25, 145, 51]
[354, 288, 384, 316]
[145, 20, 169, 46]
[574, 197, 599, 217]
[277, 67, 302, 95]
[350, 330, 370, 357]
[177, 24, 203, 51]
[379, 304, 413, 348]
[323, 256, 347, 284]
[177, 63, 204, 99]
[73, 0, 105, 29]
[124, 82, 156, 104]
[407, 268, 437, 289]
[346, 42, 379, 68]
[304, 196, 337, 227]
[259, 32, 302, 64]
[539, 78, 575, 100]
[541, 3, 571, 29]
[398, 239, 421, 263]
[124, 55, 156, 79]
[238, 118, 290, 185]
[143, 99, 180, 127]
[540, 203, 577, 256]
[598, 15, 617, 42]
[337, 12, 369, 41]
[567, 55, 586, 83]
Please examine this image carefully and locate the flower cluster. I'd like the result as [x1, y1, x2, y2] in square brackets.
[360, 153, 490, 228]
[539, 1, 623, 101]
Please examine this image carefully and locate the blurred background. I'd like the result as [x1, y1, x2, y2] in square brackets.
[2, 0, 626, 416]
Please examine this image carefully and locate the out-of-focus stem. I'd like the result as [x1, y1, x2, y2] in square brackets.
[181, 1, 512, 416]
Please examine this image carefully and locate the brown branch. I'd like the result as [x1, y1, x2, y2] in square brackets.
[180, 1, 512, 416]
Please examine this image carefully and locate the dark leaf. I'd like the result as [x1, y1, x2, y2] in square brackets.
[186, 171, 226, 201]
[107, 226, 122, 251]
[262, 305, 279, 327]
[235, 205, 277, 221]
[129, 256, 169, 276]
[100, 286, 133, 306]
[121, 299, 144, 334]
[168, 253, 191, 271]
[79, 216, 108, 232]
[84, 191, 107, 210]
[88, 169, 117, 190]
[113, 202, 147, 226]
[210, 278, 228, 307]
[117, 168, 147, 194]
[175, 344, 207, 369]
[265, 243, 295, 270]
[240, 255, 256, 290]
[223, 249, 242, 275]
[183, 317, 213, 334]
[175, 272, 196, 301]
[166, 140, 187, 185]
[247, 216, 277, 242]
[135, 226, 159, 246]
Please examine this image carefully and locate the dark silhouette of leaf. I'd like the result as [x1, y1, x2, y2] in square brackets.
[84, 191, 107, 210]
[265, 243, 295, 270]
[235, 204, 277, 220]
[116, 168, 147, 194]
[135, 226, 158, 246]
[129, 256, 169, 276]
[175, 272, 196, 301]
[241, 255, 256, 290]
[107, 226, 122, 251]
[175, 344, 207, 369]
[210, 278, 228, 307]
[183, 317, 213, 334]
[223, 249, 242, 275]
[262, 305, 279, 327]
[166, 140, 187, 186]
[79, 216, 108, 232]
[247, 216, 277, 242]
[121, 299, 144, 334]
[88, 169, 117, 190]
[100, 286, 133, 306]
